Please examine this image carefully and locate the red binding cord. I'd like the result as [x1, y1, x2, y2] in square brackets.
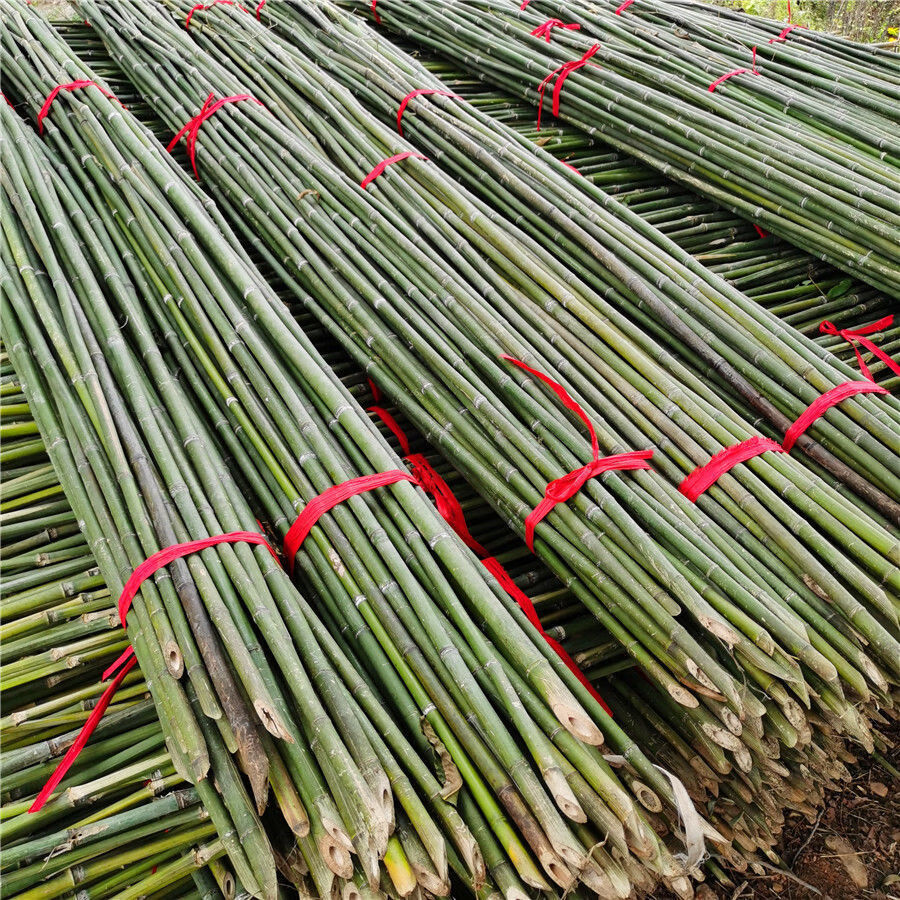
[167, 92, 263, 179]
[255, 0, 266, 18]
[819, 315, 900, 383]
[283, 471, 416, 572]
[365, 379, 611, 713]
[752, 224, 768, 238]
[29, 655, 138, 812]
[368, 405, 412, 455]
[37, 81, 121, 134]
[405, 454, 489, 556]
[360, 152, 427, 189]
[503, 356, 653, 550]
[768, 23, 805, 43]
[679, 437, 784, 501]
[32, 530, 277, 812]
[709, 47, 760, 92]
[396, 89, 461, 136]
[615, 0, 635, 13]
[119, 531, 278, 627]
[537, 44, 601, 131]
[371, 0, 381, 24]
[530, 19, 581, 42]
[2, 94, 13, 108]
[561, 160, 582, 175]
[102, 645, 136, 681]
[185, 0, 248, 29]
[520, 0, 532, 8]
[481, 556, 611, 713]
[782, 381, 888, 451]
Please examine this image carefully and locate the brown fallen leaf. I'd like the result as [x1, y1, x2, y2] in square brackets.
[869, 781, 888, 798]
[825, 834, 868, 889]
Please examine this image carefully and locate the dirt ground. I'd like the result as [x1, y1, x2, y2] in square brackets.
[691, 722, 900, 900]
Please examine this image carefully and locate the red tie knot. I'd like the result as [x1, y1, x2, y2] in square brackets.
[544, 463, 597, 503]
[530, 19, 581, 41]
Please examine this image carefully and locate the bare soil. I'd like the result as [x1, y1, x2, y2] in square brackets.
[691, 723, 900, 900]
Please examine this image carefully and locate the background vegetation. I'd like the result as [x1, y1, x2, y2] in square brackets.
[713, 0, 900, 43]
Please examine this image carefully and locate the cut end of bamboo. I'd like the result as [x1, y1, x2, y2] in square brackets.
[667, 682, 700, 708]
[163, 640, 184, 678]
[543, 768, 587, 823]
[632, 780, 663, 813]
[549, 695, 604, 746]
[255, 701, 293, 742]
[319, 834, 354, 880]
[413, 866, 450, 897]
[535, 850, 575, 891]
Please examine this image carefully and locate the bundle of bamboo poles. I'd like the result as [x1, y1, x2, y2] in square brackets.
[58, 0, 898, 858]
[252, 0, 900, 516]
[3, 7, 695, 896]
[400, 52, 899, 392]
[3, 1, 891, 894]
[78, 0, 900, 693]
[359, 0, 900, 300]
[1, 364, 226, 900]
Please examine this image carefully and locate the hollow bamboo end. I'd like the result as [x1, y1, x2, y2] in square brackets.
[535, 850, 574, 891]
[318, 835, 354, 880]
[163, 640, 184, 678]
[543, 768, 587, 824]
[550, 697, 604, 746]
[631, 780, 663, 813]
[412, 866, 450, 897]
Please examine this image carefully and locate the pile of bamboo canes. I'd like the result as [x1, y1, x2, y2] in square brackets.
[1, 0, 897, 897]
[1, 363, 225, 900]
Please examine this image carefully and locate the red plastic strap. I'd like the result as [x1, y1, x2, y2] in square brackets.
[284, 471, 415, 572]
[185, 0, 247, 29]
[367, 378, 384, 404]
[768, 23, 805, 43]
[709, 48, 759, 92]
[481, 557, 612, 713]
[782, 381, 888, 451]
[561, 160, 582, 175]
[29, 655, 138, 813]
[255, 0, 266, 18]
[363, 379, 609, 713]
[368, 405, 411, 455]
[709, 67, 755, 91]
[405, 454, 489, 556]
[360, 152, 427, 189]
[530, 19, 581, 42]
[2, 94, 13, 108]
[102, 644, 136, 681]
[31, 531, 275, 812]
[819, 315, 899, 383]
[503, 356, 653, 550]
[371, 0, 381, 24]
[520, 0, 532, 8]
[680, 437, 784, 501]
[37, 81, 121, 134]
[396, 89, 461, 136]
[614, 0, 635, 13]
[787, 0, 792, 23]
[120, 531, 279, 627]
[752, 224, 768, 238]
[537, 44, 601, 131]
[167, 92, 263, 179]
[366, 378, 411, 455]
